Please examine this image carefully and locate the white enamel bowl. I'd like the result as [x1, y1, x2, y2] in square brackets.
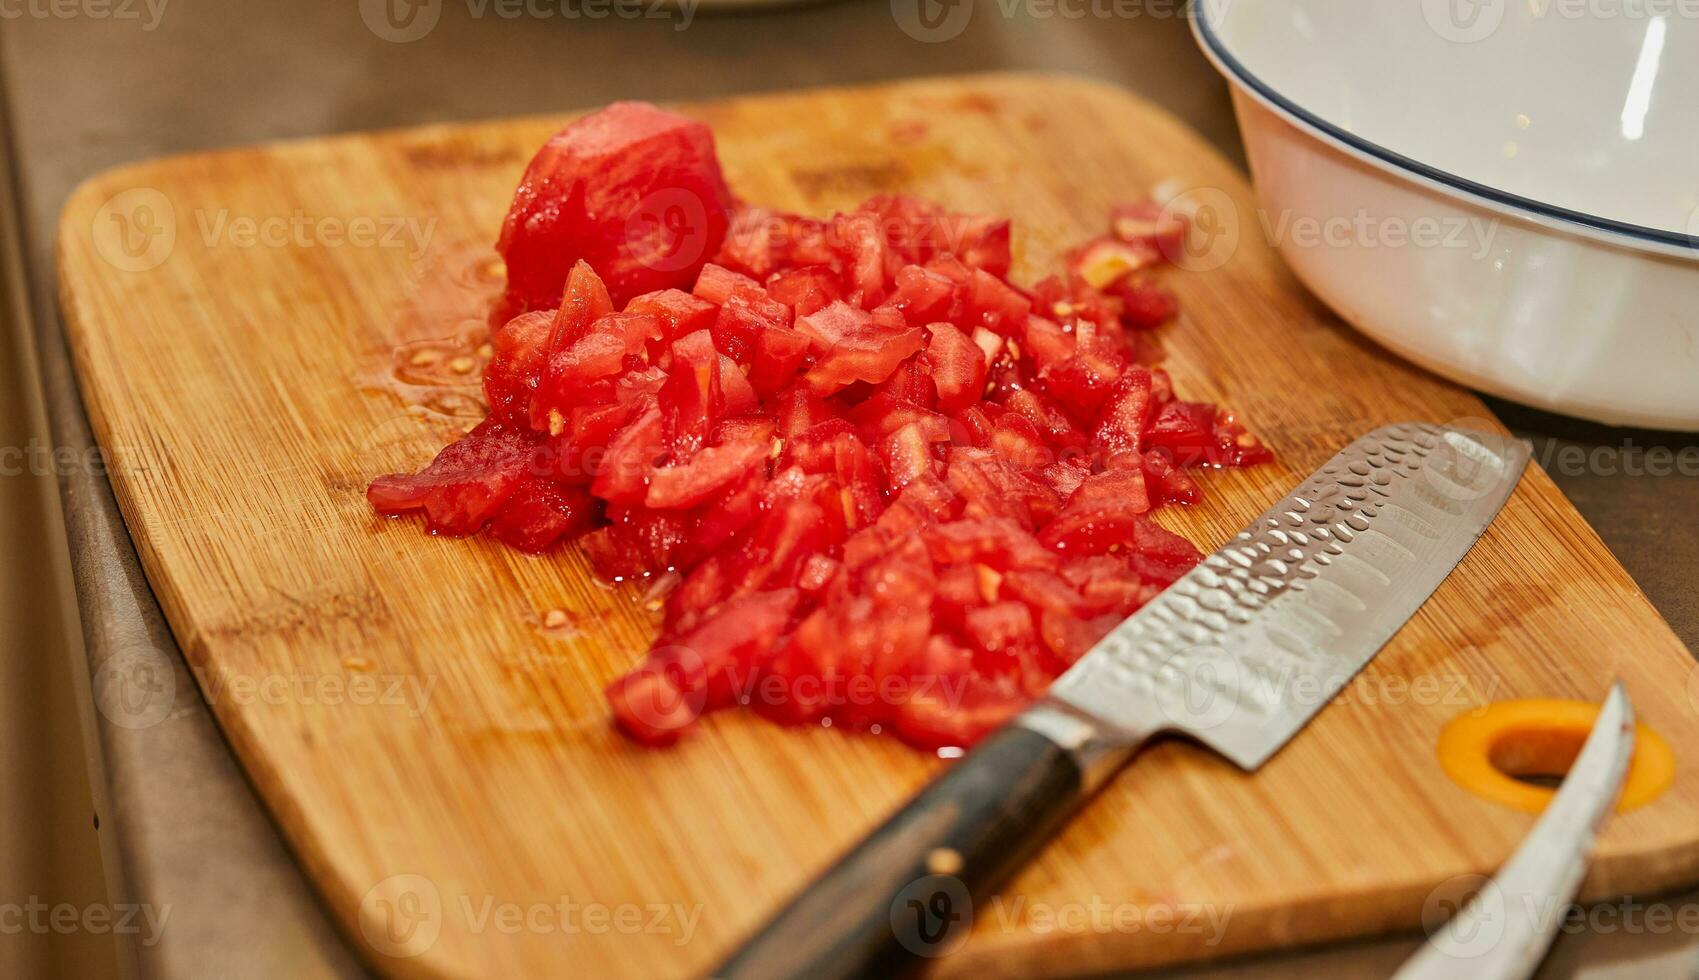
[1193, 0, 1699, 429]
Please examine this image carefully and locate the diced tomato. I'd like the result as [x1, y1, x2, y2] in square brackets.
[922, 321, 986, 413]
[1000, 568, 1102, 618]
[748, 325, 812, 395]
[693, 262, 761, 306]
[659, 330, 723, 457]
[890, 265, 958, 325]
[489, 477, 598, 553]
[955, 215, 1012, 277]
[376, 112, 1275, 753]
[766, 265, 844, 318]
[895, 671, 1022, 750]
[1068, 467, 1150, 514]
[589, 407, 664, 504]
[715, 206, 835, 279]
[718, 356, 760, 416]
[966, 269, 1032, 334]
[881, 421, 944, 490]
[368, 419, 538, 536]
[483, 311, 555, 424]
[494, 102, 733, 320]
[923, 518, 1057, 572]
[606, 649, 704, 745]
[1038, 610, 1117, 664]
[1112, 275, 1179, 329]
[1141, 450, 1203, 506]
[625, 288, 718, 340]
[1039, 501, 1141, 557]
[1109, 200, 1185, 261]
[773, 385, 833, 438]
[686, 588, 799, 707]
[797, 301, 925, 394]
[529, 333, 627, 433]
[989, 413, 1051, 469]
[1145, 400, 1217, 465]
[1042, 350, 1127, 424]
[646, 440, 768, 510]
[1067, 236, 1161, 291]
[1133, 517, 1203, 584]
[1093, 366, 1152, 455]
[1019, 315, 1075, 374]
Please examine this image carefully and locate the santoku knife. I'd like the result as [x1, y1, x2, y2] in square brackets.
[714, 422, 1532, 979]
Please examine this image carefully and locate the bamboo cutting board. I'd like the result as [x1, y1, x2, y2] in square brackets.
[58, 74, 1699, 978]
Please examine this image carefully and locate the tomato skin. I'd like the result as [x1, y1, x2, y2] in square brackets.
[494, 102, 734, 320]
[368, 419, 537, 536]
[374, 123, 1276, 751]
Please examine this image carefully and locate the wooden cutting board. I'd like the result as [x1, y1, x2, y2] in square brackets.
[57, 73, 1699, 978]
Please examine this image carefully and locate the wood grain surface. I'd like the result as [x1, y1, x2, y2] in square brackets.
[56, 74, 1699, 979]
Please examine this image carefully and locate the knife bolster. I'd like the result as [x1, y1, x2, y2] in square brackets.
[1015, 698, 1143, 795]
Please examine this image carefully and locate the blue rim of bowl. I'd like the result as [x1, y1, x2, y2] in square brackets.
[1192, 7, 1697, 255]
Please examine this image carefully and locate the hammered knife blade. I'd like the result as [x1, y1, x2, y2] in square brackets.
[715, 423, 1531, 980]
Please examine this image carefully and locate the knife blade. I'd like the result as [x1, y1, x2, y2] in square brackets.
[1395, 682, 1634, 980]
[714, 423, 1531, 980]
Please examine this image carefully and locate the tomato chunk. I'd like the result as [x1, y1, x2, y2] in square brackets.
[797, 301, 925, 394]
[368, 419, 537, 536]
[494, 102, 734, 319]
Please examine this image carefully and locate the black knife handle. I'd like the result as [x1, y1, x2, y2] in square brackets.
[711, 724, 1086, 980]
